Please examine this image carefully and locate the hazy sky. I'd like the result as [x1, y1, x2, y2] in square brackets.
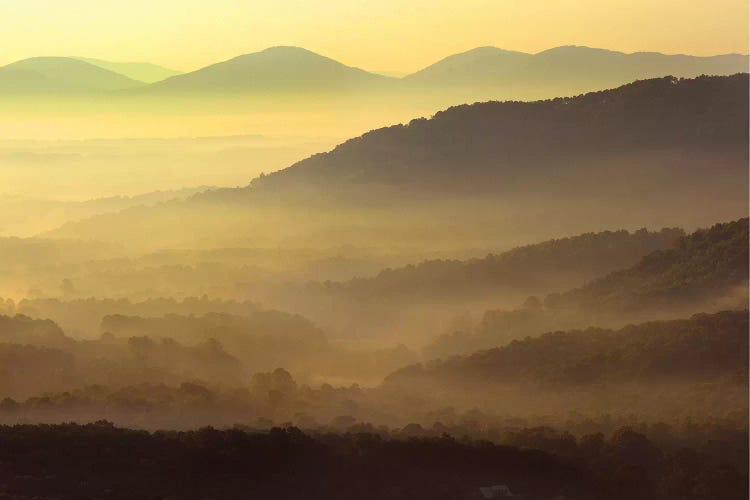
[1, 0, 747, 73]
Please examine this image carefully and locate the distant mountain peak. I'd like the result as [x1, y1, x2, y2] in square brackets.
[143, 46, 393, 93]
[0, 56, 145, 92]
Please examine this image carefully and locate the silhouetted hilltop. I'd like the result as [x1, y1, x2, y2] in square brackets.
[143, 46, 395, 94]
[425, 219, 749, 358]
[75, 57, 181, 83]
[248, 74, 749, 194]
[405, 45, 749, 93]
[0, 57, 145, 93]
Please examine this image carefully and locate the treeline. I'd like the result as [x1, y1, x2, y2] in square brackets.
[547, 218, 749, 313]
[0, 314, 244, 399]
[394, 310, 748, 387]
[0, 423, 745, 500]
[426, 219, 749, 357]
[0, 310, 417, 398]
[101, 311, 328, 371]
[389, 310, 748, 417]
[318, 227, 683, 302]
[249, 74, 749, 193]
[11, 296, 260, 335]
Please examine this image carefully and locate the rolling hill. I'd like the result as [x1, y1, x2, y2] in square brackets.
[386, 310, 749, 389]
[143, 46, 395, 94]
[246, 74, 749, 194]
[44, 75, 749, 250]
[0, 57, 145, 93]
[405, 45, 749, 95]
[425, 219, 749, 358]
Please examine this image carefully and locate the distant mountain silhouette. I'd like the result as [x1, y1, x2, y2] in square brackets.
[0, 57, 145, 93]
[143, 46, 395, 94]
[2, 45, 746, 99]
[75, 57, 181, 83]
[405, 45, 749, 94]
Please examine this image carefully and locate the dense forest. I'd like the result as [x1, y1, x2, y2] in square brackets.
[0, 423, 745, 499]
[247, 74, 748, 194]
[546, 218, 749, 313]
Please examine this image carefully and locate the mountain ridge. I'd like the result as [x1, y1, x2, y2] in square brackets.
[0, 57, 145, 93]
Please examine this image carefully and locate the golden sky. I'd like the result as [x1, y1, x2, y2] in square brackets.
[1, 0, 747, 73]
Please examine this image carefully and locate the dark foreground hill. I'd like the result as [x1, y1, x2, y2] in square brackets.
[0, 423, 744, 500]
[143, 46, 395, 94]
[547, 218, 749, 314]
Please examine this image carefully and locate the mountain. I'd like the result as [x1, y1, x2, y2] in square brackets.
[246, 73, 748, 194]
[75, 57, 181, 83]
[0, 57, 145, 93]
[405, 45, 749, 94]
[143, 46, 395, 94]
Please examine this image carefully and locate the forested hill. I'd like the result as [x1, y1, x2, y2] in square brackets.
[244, 74, 748, 194]
[319, 227, 684, 301]
[387, 309, 749, 388]
[46, 75, 748, 248]
[424, 219, 748, 358]
[546, 218, 749, 313]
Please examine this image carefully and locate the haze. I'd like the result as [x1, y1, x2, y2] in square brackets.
[0, 3, 747, 498]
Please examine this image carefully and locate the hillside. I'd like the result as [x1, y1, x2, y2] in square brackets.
[248, 74, 749, 194]
[405, 45, 749, 94]
[547, 218, 749, 313]
[319, 227, 684, 301]
[388, 310, 749, 389]
[75, 57, 181, 83]
[425, 219, 749, 357]
[0, 57, 145, 93]
[44, 75, 749, 251]
[144, 46, 395, 94]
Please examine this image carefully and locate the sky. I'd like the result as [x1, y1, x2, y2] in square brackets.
[0, 0, 747, 74]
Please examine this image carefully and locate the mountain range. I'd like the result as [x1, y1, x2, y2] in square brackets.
[406, 45, 749, 91]
[0, 45, 746, 97]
